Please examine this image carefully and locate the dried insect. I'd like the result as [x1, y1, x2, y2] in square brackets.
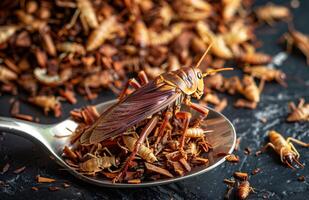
[234, 98, 257, 109]
[0, 26, 19, 44]
[196, 22, 233, 59]
[79, 155, 118, 174]
[284, 30, 309, 65]
[78, 50, 231, 182]
[243, 66, 286, 87]
[174, 0, 212, 21]
[15, 10, 46, 30]
[233, 172, 248, 181]
[238, 52, 272, 65]
[77, 0, 98, 29]
[262, 130, 309, 169]
[222, 0, 241, 21]
[223, 20, 252, 46]
[237, 180, 254, 200]
[133, 20, 149, 47]
[0, 66, 18, 83]
[287, 98, 309, 122]
[225, 154, 240, 163]
[221, 76, 242, 95]
[256, 4, 291, 24]
[28, 95, 61, 117]
[56, 42, 86, 55]
[86, 16, 119, 51]
[186, 142, 200, 157]
[239, 75, 264, 102]
[123, 136, 157, 163]
[185, 128, 211, 138]
[204, 74, 224, 91]
[149, 23, 185, 46]
[34, 68, 71, 86]
[159, 2, 174, 26]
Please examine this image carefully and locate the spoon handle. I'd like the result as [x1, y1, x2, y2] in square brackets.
[0, 116, 46, 144]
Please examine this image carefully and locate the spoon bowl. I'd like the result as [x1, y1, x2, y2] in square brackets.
[0, 100, 236, 187]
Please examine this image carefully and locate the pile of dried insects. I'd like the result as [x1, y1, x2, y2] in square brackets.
[0, 0, 305, 119]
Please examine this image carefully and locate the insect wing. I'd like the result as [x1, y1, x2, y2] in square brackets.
[81, 81, 180, 144]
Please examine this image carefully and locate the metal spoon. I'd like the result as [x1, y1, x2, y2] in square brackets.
[0, 99, 236, 187]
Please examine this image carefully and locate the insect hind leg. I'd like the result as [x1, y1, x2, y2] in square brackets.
[286, 137, 309, 148]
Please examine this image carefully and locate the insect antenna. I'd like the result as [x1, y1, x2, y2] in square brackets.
[202, 68, 234, 78]
[285, 160, 296, 170]
[195, 43, 213, 68]
[293, 157, 304, 168]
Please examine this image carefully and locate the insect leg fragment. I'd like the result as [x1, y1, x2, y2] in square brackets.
[286, 137, 309, 148]
[261, 142, 276, 152]
[154, 111, 173, 147]
[175, 111, 192, 151]
[138, 70, 149, 85]
[118, 78, 142, 101]
[113, 115, 159, 183]
[185, 101, 209, 127]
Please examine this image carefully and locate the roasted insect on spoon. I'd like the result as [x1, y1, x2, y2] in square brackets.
[64, 47, 233, 183]
[262, 130, 309, 169]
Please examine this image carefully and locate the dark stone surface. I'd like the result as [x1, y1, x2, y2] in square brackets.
[0, 0, 308, 199]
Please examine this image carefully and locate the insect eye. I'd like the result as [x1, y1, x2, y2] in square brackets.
[197, 72, 202, 79]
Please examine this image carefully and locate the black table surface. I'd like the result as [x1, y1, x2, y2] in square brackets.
[1, 0, 309, 199]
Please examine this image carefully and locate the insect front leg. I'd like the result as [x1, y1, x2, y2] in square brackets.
[175, 111, 192, 151]
[113, 116, 159, 183]
[118, 78, 142, 101]
[184, 99, 209, 127]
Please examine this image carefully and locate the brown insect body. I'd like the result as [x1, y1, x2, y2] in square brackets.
[77, 0, 98, 29]
[86, 16, 118, 51]
[244, 66, 286, 86]
[28, 95, 61, 116]
[256, 4, 290, 23]
[185, 128, 210, 138]
[79, 155, 118, 173]
[237, 181, 253, 200]
[0, 26, 19, 44]
[264, 130, 309, 169]
[0, 66, 17, 82]
[80, 49, 232, 144]
[287, 99, 309, 122]
[239, 75, 263, 102]
[123, 136, 157, 163]
[285, 30, 309, 64]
